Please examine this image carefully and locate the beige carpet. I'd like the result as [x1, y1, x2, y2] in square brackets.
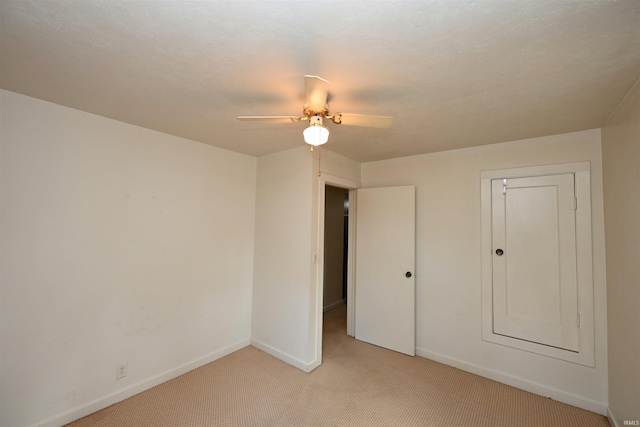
[67, 305, 609, 426]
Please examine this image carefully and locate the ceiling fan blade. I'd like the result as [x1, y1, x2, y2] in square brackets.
[332, 113, 393, 129]
[304, 75, 329, 112]
[237, 116, 303, 123]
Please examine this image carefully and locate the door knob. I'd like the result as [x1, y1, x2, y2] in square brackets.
[405, 271, 412, 278]
[495, 249, 504, 256]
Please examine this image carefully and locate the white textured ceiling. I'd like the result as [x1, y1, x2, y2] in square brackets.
[1, 1, 639, 162]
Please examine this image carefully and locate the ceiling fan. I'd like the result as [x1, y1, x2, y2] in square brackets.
[237, 75, 393, 147]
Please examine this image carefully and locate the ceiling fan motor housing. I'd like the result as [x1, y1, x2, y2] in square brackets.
[309, 115, 323, 126]
[303, 104, 329, 118]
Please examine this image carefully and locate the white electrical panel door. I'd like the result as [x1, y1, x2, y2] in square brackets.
[355, 186, 415, 356]
[491, 174, 579, 352]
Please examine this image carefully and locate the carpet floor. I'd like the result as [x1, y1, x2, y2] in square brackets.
[67, 305, 609, 426]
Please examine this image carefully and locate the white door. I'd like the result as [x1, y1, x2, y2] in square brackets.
[491, 174, 579, 352]
[355, 186, 415, 356]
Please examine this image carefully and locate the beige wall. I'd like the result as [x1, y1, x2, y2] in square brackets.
[0, 90, 257, 427]
[251, 147, 315, 370]
[602, 80, 640, 426]
[361, 130, 608, 413]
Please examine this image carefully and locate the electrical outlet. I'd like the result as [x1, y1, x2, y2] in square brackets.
[116, 363, 127, 380]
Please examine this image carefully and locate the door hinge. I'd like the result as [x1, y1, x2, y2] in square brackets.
[503, 178, 507, 194]
[574, 197, 577, 210]
[577, 313, 581, 327]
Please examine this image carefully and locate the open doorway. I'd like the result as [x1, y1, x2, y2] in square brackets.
[323, 185, 349, 313]
[312, 173, 359, 371]
[322, 185, 350, 355]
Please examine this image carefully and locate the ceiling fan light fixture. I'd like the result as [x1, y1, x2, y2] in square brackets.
[303, 115, 329, 146]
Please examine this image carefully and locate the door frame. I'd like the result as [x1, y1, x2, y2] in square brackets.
[313, 173, 360, 369]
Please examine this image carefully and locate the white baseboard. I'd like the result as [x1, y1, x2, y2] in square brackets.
[323, 299, 345, 312]
[607, 406, 639, 427]
[32, 338, 251, 427]
[250, 338, 314, 373]
[608, 407, 621, 427]
[415, 347, 607, 416]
